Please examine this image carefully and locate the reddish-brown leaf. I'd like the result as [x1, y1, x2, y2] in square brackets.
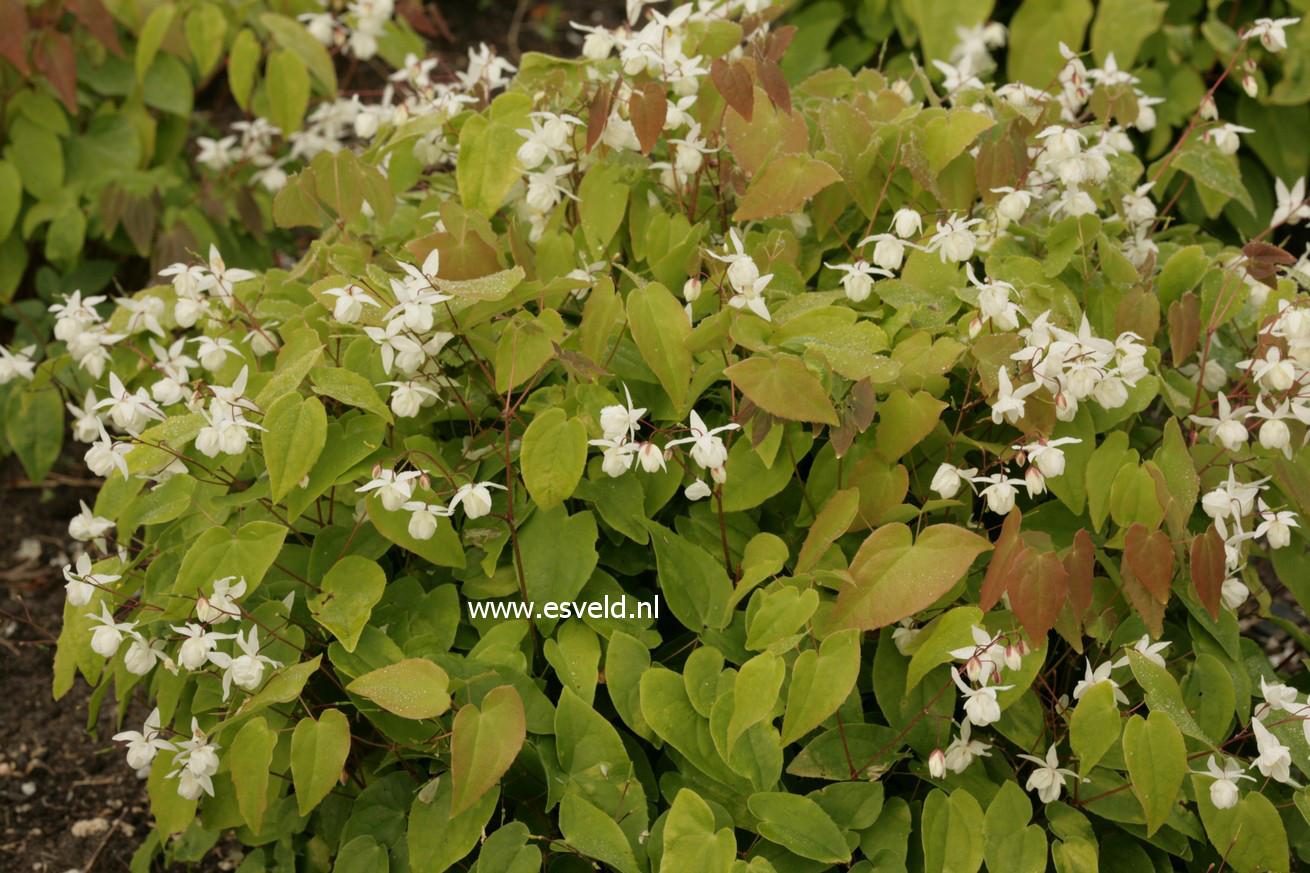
[34, 33, 78, 114]
[72, 0, 123, 56]
[1009, 549, 1068, 647]
[1243, 241, 1296, 266]
[711, 58, 753, 121]
[756, 56, 792, 115]
[850, 379, 877, 432]
[0, 2, 31, 76]
[1167, 292, 1201, 368]
[585, 80, 616, 154]
[630, 81, 667, 156]
[1124, 523, 1175, 605]
[1190, 524, 1226, 620]
[1120, 557, 1166, 637]
[979, 509, 1024, 611]
[763, 26, 796, 61]
[1063, 528, 1095, 623]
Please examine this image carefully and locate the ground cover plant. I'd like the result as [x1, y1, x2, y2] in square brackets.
[4, 0, 1310, 871]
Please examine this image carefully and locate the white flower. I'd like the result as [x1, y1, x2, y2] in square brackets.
[590, 438, 636, 477]
[1272, 177, 1310, 227]
[96, 373, 165, 434]
[207, 626, 281, 700]
[1255, 508, 1298, 549]
[112, 708, 174, 770]
[635, 442, 667, 473]
[171, 718, 220, 798]
[85, 422, 132, 479]
[706, 229, 759, 295]
[86, 601, 136, 658]
[600, 384, 647, 442]
[1222, 576, 1250, 610]
[967, 265, 1019, 331]
[826, 261, 890, 303]
[951, 668, 1011, 727]
[929, 213, 983, 263]
[357, 469, 423, 512]
[928, 748, 946, 779]
[1129, 635, 1170, 668]
[991, 367, 1040, 424]
[1194, 756, 1255, 810]
[930, 463, 976, 499]
[1019, 745, 1078, 803]
[68, 500, 114, 543]
[1190, 394, 1252, 453]
[172, 623, 232, 671]
[63, 553, 118, 607]
[1071, 658, 1128, 704]
[402, 500, 453, 540]
[1020, 437, 1081, 478]
[943, 721, 990, 773]
[947, 626, 1005, 683]
[892, 208, 922, 239]
[891, 619, 920, 654]
[1250, 717, 1294, 783]
[684, 479, 712, 501]
[1207, 123, 1254, 157]
[448, 481, 507, 519]
[1246, 17, 1300, 52]
[123, 636, 168, 676]
[667, 409, 739, 470]
[972, 473, 1023, 515]
[1258, 676, 1301, 715]
[196, 575, 247, 625]
[380, 380, 440, 418]
[324, 284, 380, 324]
[992, 186, 1032, 223]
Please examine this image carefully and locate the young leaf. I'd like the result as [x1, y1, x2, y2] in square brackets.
[290, 708, 350, 816]
[262, 394, 327, 502]
[229, 717, 276, 833]
[309, 556, 386, 652]
[1069, 680, 1120, 776]
[520, 407, 586, 510]
[780, 629, 861, 744]
[346, 658, 451, 719]
[450, 686, 527, 816]
[1123, 711, 1186, 836]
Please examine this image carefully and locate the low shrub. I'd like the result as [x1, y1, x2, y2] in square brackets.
[3, 1, 1310, 871]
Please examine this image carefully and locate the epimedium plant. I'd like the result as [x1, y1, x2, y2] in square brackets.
[6, 1, 1310, 871]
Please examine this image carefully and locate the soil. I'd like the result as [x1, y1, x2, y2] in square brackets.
[0, 455, 207, 873]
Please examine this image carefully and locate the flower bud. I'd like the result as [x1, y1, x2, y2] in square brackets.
[682, 277, 703, 302]
[928, 749, 946, 779]
[1242, 75, 1258, 98]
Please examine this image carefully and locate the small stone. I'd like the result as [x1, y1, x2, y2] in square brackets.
[20, 781, 36, 797]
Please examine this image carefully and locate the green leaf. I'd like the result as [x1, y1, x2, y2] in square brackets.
[662, 789, 736, 873]
[1126, 650, 1212, 743]
[1170, 141, 1256, 217]
[1194, 775, 1290, 873]
[1007, 0, 1093, 87]
[520, 407, 587, 510]
[260, 12, 337, 93]
[558, 793, 640, 873]
[641, 518, 732, 632]
[1089, 0, 1165, 67]
[309, 555, 386, 652]
[334, 836, 390, 873]
[263, 394, 327, 502]
[367, 493, 466, 568]
[266, 49, 310, 135]
[734, 155, 842, 221]
[476, 823, 541, 873]
[228, 28, 260, 111]
[725, 355, 839, 425]
[136, 2, 177, 83]
[875, 389, 947, 461]
[456, 94, 531, 216]
[1069, 680, 1120, 776]
[921, 110, 995, 172]
[922, 788, 985, 873]
[346, 658, 451, 719]
[1123, 711, 1185, 836]
[450, 685, 526, 816]
[408, 778, 499, 873]
[780, 629, 861, 744]
[310, 367, 393, 422]
[824, 524, 991, 632]
[627, 282, 692, 410]
[0, 161, 23, 240]
[311, 150, 364, 221]
[184, 3, 227, 77]
[147, 749, 196, 836]
[748, 792, 851, 864]
[229, 717, 276, 833]
[578, 161, 629, 257]
[5, 387, 63, 483]
[171, 520, 288, 605]
[983, 782, 1046, 873]
[906, 606, 984, 691]
[796, 488, 858, 573]
[290, 708, 350, 816]
[726, 652, 784, 754]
